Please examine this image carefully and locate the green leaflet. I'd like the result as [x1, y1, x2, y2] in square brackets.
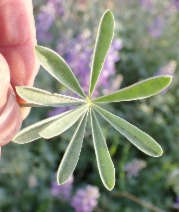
[90, 109, 115, 190]
[16, 86, 85, 107]
[35, 46, 86, 98]
[57, 112, 88, 184]
[94, 105, 163, 157]
[92, 75, 172, 103]
[89, 10, 114, 97]
[13, 110, 71, 144]
[39, 104, 88, 139]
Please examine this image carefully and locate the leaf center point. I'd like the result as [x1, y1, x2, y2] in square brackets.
[86, 97, 93, 107]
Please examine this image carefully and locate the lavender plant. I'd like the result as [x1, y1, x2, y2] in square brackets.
[13, 10, 172, 190]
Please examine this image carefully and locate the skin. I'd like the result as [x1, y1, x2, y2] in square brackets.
[0, 0, 39, 153]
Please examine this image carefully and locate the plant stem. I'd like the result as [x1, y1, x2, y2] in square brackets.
[112, 191, 166, 212]
[118, 142, 130, 190]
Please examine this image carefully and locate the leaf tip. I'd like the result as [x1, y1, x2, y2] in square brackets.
[103, 9, 114, 21]
[149, 145, 163, 157]
[57, 177, 61, 186]
[168, 76, 173, 84]
[165, 74, 173, 80]
[57, 176, 62, 186]
[154, 147, 163, 157]
[57, 173, 69, 186]
[104, 9, 113, 15]
[161, 74, 173, 85]
[105, 181, 115, 191]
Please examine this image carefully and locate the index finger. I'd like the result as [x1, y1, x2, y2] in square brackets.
[0, 0, 39, 104]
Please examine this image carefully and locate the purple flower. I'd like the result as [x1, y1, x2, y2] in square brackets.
[148, 16, 165, 38]
[36, 2, 55, 43]
[173, 197, 179, 210]
[57, 32, 122, 97]
[36, 0, 64, 43]
[71, 185, 100, 212]
[48, 106, 75, 117]
[156, 60, 176, 77]
[47, 0, 64, 16]
[176, 197, 179, 203]
[57, 32, 93, 95]
[51, 175, 73, 201]
[173, 0, 179, 10]
[124, 159, 147, 178]
[97, 39, 122, 93]
[48, 35, 122, 117]
[140, 0, 155, 10]
[155, 60, 176, 94]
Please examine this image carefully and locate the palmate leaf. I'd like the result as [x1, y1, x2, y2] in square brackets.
[89, 10, 114, 97]
[35, 46, 86, 98]
[16, 86, 85, 107]
[57, 112, 88, 184]
[39, 104, 88, 139]
[94, 105, 163, 157]
[93, 75, 172, 103]
[11, 9, 173, 191]
[90, 109, 115, 190]
[13, 110, 71, 144]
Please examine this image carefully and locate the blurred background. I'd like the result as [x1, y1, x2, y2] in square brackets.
[1, 0, 179, 211]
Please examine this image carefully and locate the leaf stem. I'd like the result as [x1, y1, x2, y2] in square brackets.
[19, 103, 43, 108]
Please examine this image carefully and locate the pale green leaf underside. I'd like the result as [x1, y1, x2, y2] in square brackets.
[35, 46, 86, 98]
[90, 109, 115, 190]
[57, 112, 88, 185]
[13, 110, 71, 144]
[39, 104, 88, 139]
[16, 86, 85, 107]
[94, 105, 163, 157]
[92, 75, 172, 103]
[89, 10, 114, 97]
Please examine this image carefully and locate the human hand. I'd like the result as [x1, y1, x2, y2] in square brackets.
[0, 0, 39, 154]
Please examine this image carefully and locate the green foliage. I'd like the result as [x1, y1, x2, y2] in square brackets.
[93, 75, 172, 103]
[1, 1, 179, 211]
[13, 110, 71, 144]
[35, 46, 86, 98]
[39, 105, 88, 139]
[89, 10, 114, 97]
[13, 10, 171, 190]
[57, 113, 88, 184]
[90, 109, 115, 190]
[94, 105, 163, 157]
[17, 86, 85, 107]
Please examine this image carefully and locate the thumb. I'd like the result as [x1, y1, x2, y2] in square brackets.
[0, 54, 22, 148]
[0, 54, 9, 114]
